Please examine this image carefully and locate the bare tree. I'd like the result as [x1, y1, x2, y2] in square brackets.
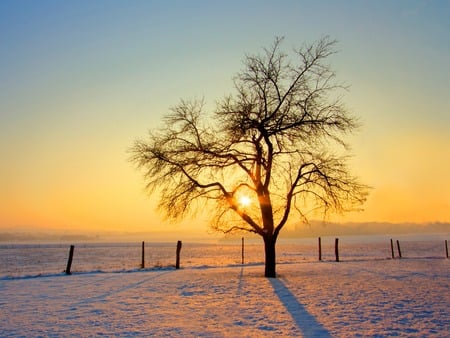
[130, 36, 369, 277]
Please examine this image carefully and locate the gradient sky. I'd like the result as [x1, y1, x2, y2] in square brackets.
[1, 0, 449, 237]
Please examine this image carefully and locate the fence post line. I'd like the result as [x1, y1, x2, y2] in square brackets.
[241, 237, 245, 265]
[396, 240, 402, 258]
[390, 239, 395, 259]
[141, 241, 145, 269]
[176, 240, 182, 269]
[318, 237, 322, 261]
[65, 245, 75, 275]
[335, 238, 340, 262]
[445, 240, 448, 259]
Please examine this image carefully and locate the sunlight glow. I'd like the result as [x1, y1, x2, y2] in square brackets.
[238, 195, 252, 208]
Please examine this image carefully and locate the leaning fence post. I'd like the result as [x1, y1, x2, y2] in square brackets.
[176, 240, 182, 269]
[396, 240, 402, 258]
[390, 239, 395, 259]
[318, 237, 322, 261]
[141, 241, 145, 269]
[335, 238, 340, 262]
[65, 245, 75, 275]
[445, 240, 448, 259]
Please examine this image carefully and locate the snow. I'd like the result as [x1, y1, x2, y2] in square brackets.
[1, 259, 448, 337]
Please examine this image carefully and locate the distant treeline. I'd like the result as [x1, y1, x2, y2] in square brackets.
[283, 221, 450, 238]
[0, 232, 99, 243]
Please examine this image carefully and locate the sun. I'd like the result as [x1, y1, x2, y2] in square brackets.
[238, 195, 252, 208]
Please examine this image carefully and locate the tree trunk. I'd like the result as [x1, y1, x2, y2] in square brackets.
[263, 235, 277, 278]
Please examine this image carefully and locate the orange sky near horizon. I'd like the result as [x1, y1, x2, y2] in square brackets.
[1, 1, 449, 237]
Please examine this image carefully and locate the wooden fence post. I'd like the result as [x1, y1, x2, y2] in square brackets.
[335, 238, 340, 262]
[390, 239, 395, 259]
[65, 245, 75, 275]
[241, 237, 245, 265]
[176, 240, 182, 269]
[445, 240, 448, 259]
[318, 237, 322, 261]
[396, 240, 402, 258]
[141, 241, 145, 269]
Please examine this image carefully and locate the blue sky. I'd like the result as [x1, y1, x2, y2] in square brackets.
[1, 0, 449, 235]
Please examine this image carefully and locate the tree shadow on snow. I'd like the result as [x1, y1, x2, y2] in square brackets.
[270, 278, 331, 338]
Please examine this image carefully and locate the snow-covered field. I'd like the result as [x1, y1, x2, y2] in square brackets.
[1, 258, 448, 337]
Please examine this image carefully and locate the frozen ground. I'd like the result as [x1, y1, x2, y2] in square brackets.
[1, 259, 449, 337]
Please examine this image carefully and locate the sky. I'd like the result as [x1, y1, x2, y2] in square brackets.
[1, 0, 449, 238]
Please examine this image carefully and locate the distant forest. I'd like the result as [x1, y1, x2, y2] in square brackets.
[0, 232, 99, 243]
[283, 221, 450, 238]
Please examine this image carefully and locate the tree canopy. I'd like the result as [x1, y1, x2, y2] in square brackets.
[131, 36, 369, 277]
